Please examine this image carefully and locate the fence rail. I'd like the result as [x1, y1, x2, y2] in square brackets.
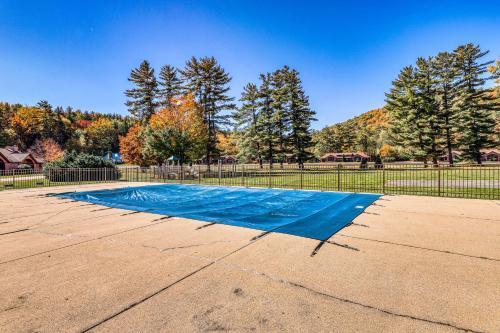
[1, 163, 499, 199]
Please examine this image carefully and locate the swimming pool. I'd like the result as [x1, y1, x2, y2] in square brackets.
[58, 184, 380, 241]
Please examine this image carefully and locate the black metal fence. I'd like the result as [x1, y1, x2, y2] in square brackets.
[1, 163, 499, 199]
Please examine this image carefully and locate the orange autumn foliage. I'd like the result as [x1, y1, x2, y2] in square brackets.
[149, 93, 206, 138]
[29, 138, 64, 162]
[379, 143, 394, 158]
[119, 124, 150, 166]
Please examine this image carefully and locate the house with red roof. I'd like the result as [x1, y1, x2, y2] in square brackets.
[0, 146, 44, 171]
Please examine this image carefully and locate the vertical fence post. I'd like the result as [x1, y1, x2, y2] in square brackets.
[268, 165, 272, 188]
[438, 166, 441, 197]
[382, 167, 385, 194]
[300, 165, 303, 189]
[218, 160, 221, 186]
[337, 164, 340, 192]
[12, 169, 16, 188]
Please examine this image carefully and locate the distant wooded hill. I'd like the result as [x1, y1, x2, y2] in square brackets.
[312, 108, 402, 160]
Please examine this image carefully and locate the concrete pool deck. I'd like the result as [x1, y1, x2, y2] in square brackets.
[0, 183, 499, 332]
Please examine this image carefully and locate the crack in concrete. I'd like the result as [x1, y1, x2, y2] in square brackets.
[336, 234, 500, 262]
[212, 261, 484, 333]
[77, 233, 267, 333]
[0, 220, 170, 265]
[0, 228, 29, 236]
[286, 280, 483, 333]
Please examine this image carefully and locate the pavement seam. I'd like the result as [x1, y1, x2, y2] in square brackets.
[0, 228, 29, 236]
[286, 281, 484, 333]
[336, 234, 500, 262]
[77, 233, 268, 333]
[210, 260, 484, 333]
[365, 207, 500, 223]
[0, 220, 171, 265]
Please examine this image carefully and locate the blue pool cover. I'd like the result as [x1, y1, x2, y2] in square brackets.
[58, 184, 380, 241]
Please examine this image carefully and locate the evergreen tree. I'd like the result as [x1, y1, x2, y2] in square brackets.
[158, 65, 183, 109]
[433, 52, 460, 164]
[454, 44, 498, 164]
[270, 67, 290, 167]
[233, 83, 263, 166]
[386, 66, 432, 163]
[36, 100, 56, 140]
[256, 73, 278, 168]
[125, 60, 158, 124]
[285, 68, 316, 167]
[180, 56, 235, 169]
[415, 57, 443, 165]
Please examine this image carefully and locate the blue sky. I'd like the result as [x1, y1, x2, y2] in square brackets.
[0, 0, 498, 128]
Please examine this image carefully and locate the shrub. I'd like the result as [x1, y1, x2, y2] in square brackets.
[44, 151, 119, 182]
[44, 151, 115, 168]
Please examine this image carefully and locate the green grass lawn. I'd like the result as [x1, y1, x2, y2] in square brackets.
[2, 167, 498, 199]
[120, 168, 499, 199]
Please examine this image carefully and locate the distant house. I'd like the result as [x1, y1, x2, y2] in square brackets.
[195, 155, 238, 165]
[0, 146, 44, 171]
[438, 150, 463, 162]
[439, 149, 500, 162]
[218, 155, 237, 164]
[321, 152, 370, 162]
[481, 149, 500, 162]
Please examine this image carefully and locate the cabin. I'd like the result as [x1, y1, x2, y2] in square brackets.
[438, 150, 463, 163]
[320, 152, 370, 163]
[439, 149, 500, 162]
[481, 149, 500, 162]
[195, 155, 238, 165]
[0, 146, 44, 171]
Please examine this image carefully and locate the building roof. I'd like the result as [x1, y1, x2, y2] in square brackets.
[440, 149, 500, 157]
[481, 148, 500, 155]
[0, 147, 44, 164]
[321, 152, 369, 159]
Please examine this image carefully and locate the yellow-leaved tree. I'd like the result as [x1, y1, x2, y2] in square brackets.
[145, 93, 207, 165]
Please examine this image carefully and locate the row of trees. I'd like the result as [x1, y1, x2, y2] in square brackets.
[234, 66, 316, 167]
[120, 94, 207, 166]
[386, 43, 499, 164]
[0, 101, 134, 161]
[122, 58, 315, 168]
[123, 57, 234, 168]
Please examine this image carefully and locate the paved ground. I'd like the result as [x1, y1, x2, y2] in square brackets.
[0, 183, 499, 333]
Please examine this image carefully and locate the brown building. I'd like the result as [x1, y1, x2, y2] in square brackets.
[320, 152, 370, 162]
[439, 149, 500, 162]
[0, 146, 44, 171]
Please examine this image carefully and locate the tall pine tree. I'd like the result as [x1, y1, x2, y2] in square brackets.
[433, 52, 460, 164]
[125, 60, 158, 124]
[415, 57, 443, 165]
[454, 44, 498, 164]
[285, 68, 316, 167]
[256, 73, 278, 168]
[270, 67, 290, 167]
[158, 65, 183, 109]
[386, 66, 432, 163]
[180, 57, 235, 169]
[233, 83, 263, 166]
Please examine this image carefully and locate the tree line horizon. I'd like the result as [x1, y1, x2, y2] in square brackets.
[0, 43, 498, 167]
